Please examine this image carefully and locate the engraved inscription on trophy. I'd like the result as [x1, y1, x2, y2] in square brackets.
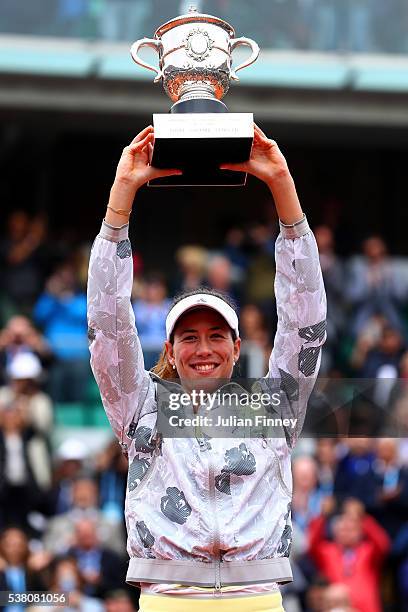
[154, 113, 251, 139]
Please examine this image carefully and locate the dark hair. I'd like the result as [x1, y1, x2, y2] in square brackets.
[0, 526, 30, 564]
[0, 525, 29, 542]
[151, 286, 238, 380]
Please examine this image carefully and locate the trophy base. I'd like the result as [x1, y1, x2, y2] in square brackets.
[149, 112, 253, 187]
[170, 97, 228, 114]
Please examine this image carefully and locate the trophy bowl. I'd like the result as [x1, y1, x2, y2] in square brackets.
[130, 5, 259, 113]
[130, 5, 260, 186]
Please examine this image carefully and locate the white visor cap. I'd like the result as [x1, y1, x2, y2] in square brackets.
[166, 294, 239, 341]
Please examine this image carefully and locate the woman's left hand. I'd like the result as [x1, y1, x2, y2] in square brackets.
[220, 123, 303, 224]
[220, 124, 290, 187]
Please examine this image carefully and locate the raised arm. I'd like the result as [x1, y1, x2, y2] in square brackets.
[361, 514, 390, 561]
[269, 219, 326, 446]
[222, 125, 327, 446]
[308, 515, 328, 561]
[87, 127, 182, 450]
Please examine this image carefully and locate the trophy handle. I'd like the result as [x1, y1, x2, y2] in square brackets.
[130, 38, 164, 83]
[229, 37, 260, 81]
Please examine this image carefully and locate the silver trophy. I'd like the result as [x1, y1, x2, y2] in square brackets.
[131, 5, 260, 186]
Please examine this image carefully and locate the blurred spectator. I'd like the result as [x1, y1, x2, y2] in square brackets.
[322, 582, 356, 611]
[173, 245, 208, 294]
[394, 349, 408, 389]
[280, 520, 309, 612]
[304, 576, 330, 612]
[371, 0, 408, 54]
[104, 589, 136, 612]
[240, 303, 272, 372]
[223, 227, 248, 275]
[240, 304, 269, 345]
[350, 313, 388, 373]
[244, 223, 276, 305]
[333, 438, 377, 509]
[46, 556, 104, 612]
[48, 438, 89, 516]
[387, 351, 408, 445]
[0, 293, 15, 332]
[354, 325, 406, 413]
[0, 403, 51, 533]
[314, 225, 345, 374]
[314, 439, 338, 497]
[308, 499, 390, 612]
[206, 253, 240, 304]
[67, 518, 127, 598]
[0, 353, 53, 436]
[95, 440, 127, 525]
[392, 522, 408, 611]
[266, 0, 295, 49]
[292, 456, 325, 533]
[313, 0, 373, 52]
[0, 315, 53, 386]
[99, 0, 150, 41]
[33, 261, 89, 402]
[0, 211, 47, 313]
[43, 478, 125, 556]
[371, 438, 408, 538]
[0, 527, 45, 601]
[345, 235, 408, 338]
[56, 0, 89, 37]
[360, 325, 405, 380]
[348, 0, 373, 53]
[132, 273, 170, 368]
[313, 0, 344, 51]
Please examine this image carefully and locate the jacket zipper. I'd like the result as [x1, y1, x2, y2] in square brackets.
[196, 422, 222, 596]
[207, 446, 222, 596]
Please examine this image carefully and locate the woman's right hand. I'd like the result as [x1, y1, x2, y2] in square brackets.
[115, 126, 181, 190]
[106, 126, 182, 225]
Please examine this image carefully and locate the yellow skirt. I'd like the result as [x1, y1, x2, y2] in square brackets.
[139, 592, 285, 612]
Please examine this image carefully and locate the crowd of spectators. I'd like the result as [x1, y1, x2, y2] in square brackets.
[1, 0, 408, 55]
[1, 208, 408, 610]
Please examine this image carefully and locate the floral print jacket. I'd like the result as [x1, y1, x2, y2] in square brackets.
[87, 216, 326, 589]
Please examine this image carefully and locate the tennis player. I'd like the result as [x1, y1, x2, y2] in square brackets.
[87, 124, 327, 611]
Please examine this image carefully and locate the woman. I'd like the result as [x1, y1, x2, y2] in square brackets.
[87, 125, 327, 611]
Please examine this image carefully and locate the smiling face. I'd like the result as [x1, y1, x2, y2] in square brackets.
[165, 308, 240, 390]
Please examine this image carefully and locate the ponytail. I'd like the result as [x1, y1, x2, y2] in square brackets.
[151, 345, 177, 380]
